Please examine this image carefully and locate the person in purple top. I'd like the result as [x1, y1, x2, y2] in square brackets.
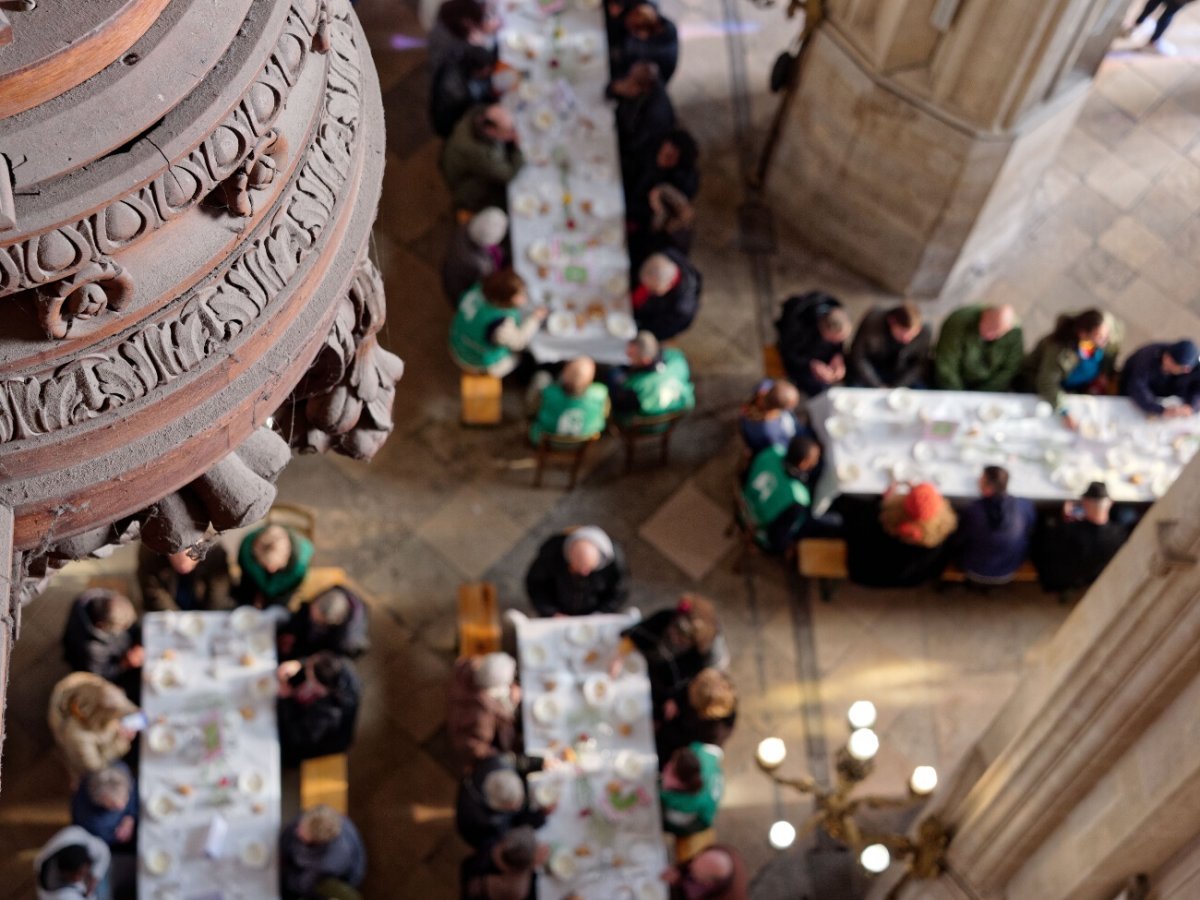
[954, 466, 1037, 585]
[737, 379, 801, 454]
[1119, 339, 1200, 418]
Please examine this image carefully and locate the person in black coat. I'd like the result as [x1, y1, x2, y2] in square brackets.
[525, 527, 630, 617]
[277, 652, 362, 766]
[612, 3, 680, 83]
[655, 668, 737, 766]
[61, 590, 143, 698]
[1032, 482, 1132, 593]
[138, 544, 232, 612]
[279, 586, 370, 661]
[626, 129, 699, 267]
[630, 249, 701, 341]
[429, 44, 497, 139]
[609, 62, 675, 187]
[455, 754, 549, 849]
[1118, 339, 1200, 417]
[775, 291, 852, 397]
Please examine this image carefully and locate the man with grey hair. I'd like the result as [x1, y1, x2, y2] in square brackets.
[280, 586, 370, 660]
[775, 290, 851, 397]
[609, 331, 696, 425]
[448, 652, 522, 771]
[442, 206, 509, 306]
[460, 825, 549, 900]
[70, 763, 136, 849]
[455, 753, 551, 848]
[280, 805, 367, 900]
[60, 589, 143, 698]
[525, 526, 630, 617]
[631, 248, 702, 340]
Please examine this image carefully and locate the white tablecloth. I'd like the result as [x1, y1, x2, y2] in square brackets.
[139, 610, 281, 900]
[517, 613, 668, 900]
[809, 387, 1200, 508]
[499, 0, 634, 365]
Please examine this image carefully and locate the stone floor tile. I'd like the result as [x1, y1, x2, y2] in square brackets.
[1137, 96, 1200, 152]
[1093, 63, 1166, 120]
[1084, 152, 1154, 210]
[1097, 215, 1171, 270]
[1068, 245, 1139, 301]
[638, 479, 739, 581]
[415, 485, 529, 580]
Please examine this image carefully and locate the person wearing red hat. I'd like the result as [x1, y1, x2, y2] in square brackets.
[841, 481, 958, 587]
[881, 482, 958, 548]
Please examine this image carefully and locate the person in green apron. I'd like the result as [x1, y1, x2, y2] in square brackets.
[740, 435, 820, 554]
[659, 742, 724, 836]
[609, 331, 695, 428]
[528, 356, 610, 444]
[449, 270, 546, 377]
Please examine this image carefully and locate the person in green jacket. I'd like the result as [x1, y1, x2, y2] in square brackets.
[528, 356, 610, 444]
[659, 742, 724, 836]
[609, 331, 695, 426]
[233, 524, 313, 610]
[933, 304, 1024, 392]
[741, 435, 819, 554]
[449, 270, 546, 377]
[439, 104, 524, 213]
[1018, 308, 1123, 428]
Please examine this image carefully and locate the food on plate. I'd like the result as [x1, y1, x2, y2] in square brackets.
[175, 784, 192, 797]
[239, 653, 256, 668]
[240, 706, 256, 721]
[241, 840, 270, 869]
[144, 848, 172, 876]
[618, 722, 634, 736]
[161, 649, 176, 661]
[574, 844, 593, 858]
[583, 649, 600, 665]
[543, 679, 557, 692]
[252, 802, 266, 815]
[1130, 472, 1148, 485]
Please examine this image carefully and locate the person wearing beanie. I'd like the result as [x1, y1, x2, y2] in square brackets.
[447, 652, 521, 771]
[881, 482, 958, 549]
[442, 207, 508, 306]
[842, 482, 957, 587]
[954, 466, 1037, 584]
[1033, 482, 1133, 593]
[1119, 339, 1200, 417]
[524, 526, 630, 617]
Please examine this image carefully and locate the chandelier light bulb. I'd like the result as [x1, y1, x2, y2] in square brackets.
[847, 728, 880, 761]
[847, 700, 877, 730]
[769, 820, 797, 850]
[860, 843, 891, 873]
[756, 737, 787, 770]
[910, 765, 938, 795]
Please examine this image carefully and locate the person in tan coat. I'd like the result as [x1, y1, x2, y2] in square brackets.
[447, 653, 521, 772]
[47, 672, 138, 786]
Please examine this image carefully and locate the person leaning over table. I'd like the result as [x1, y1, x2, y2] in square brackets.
[1119, 339, 1200, 418]
[662, 845, 749, 900]
[460, 825, 549, 900]
[60, 589, 143, 696]
[847, 300, 932, 388]
[34, 826, 111, 900]
[737, 378, 801, 454]
[932, 303, 1023, 392]
[450, 270, 547, 378]
[137, 542, 231, 612]
[280, 805, 367, 900]
[440, 104, 524, 214]
[455, 753, 551, 849]
[1032, 481, 1133, 594]
[233, 523, 314, 611]
[524, 525, 629, 617]
[656, 667, 738, 765]
[953, 465, 1037, 585]
[448, 652, 522, 772]
[659, 742, 725, 837]
[630, 249, 702, 341]
[71, 763, 137, 851]
[612, 2, 680, 83]
[527, 356, 609, 445]
[740, 435, 821, 555]
[47, 672, 139, 786]
[775, 290, 852, 397]
[276, 651, 362, 766]
[1018, 308, 1123, 429]
[442, 207, 508, 309]
[279, 585, 370, 661]
[609, 331, 696, 425]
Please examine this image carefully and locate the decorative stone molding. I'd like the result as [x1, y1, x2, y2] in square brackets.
[35, 257, 134, 339]
[216, 128, 290, 218]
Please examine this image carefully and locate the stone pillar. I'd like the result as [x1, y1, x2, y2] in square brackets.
[878, 455, 1200, 899]
[770, 0, 1127, 296]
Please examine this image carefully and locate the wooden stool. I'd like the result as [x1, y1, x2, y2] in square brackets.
[763, 344, 785, 380]
[300, 753, 348, 814]
[458, 582, 501, 657]
[675, 828, 717, 863]
[461, 373, 502, 425]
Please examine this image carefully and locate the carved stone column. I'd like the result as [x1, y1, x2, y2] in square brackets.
[0, 0, 400, 786]
[878, 456, 1200, 899]
[770, 0, 1127, 296]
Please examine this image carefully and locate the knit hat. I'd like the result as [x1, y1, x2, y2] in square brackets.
[468, 207, 508, 247]
[563, 526, 615, 566]
[1167, 340, 1198, 369]
[903, 483, 942, 523]
[474, 652, 516, 690]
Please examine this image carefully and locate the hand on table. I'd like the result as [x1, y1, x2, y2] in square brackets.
[115, 815, 135, 844]
[1163, 404, 1193, 419]
[662, 699, 678, 721]
[122, 645, 145, 669]
[828, 354, 846, 382]
[1062, 413, 1079, 431]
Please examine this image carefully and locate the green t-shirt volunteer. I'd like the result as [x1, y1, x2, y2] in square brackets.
[449, 284, 522, 371]
[529, 382, 610, 444]
[742, 445, 811, 543]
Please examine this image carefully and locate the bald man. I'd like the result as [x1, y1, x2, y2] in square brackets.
[663, 845, 749, 899]
[933, 304, 1024, 392]
[524, 526, 630, 617]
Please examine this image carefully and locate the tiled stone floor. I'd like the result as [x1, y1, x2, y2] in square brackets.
[4, 1, 1200, 897]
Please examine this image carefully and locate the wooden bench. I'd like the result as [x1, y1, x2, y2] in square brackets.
[461, 373, 503, 426]
[763, 344, 785, 380]
[797, 538, 1039, 601]
[300, 753, 348, 815]
[676, 827, 717, 863]
[458, 582, 501, 657]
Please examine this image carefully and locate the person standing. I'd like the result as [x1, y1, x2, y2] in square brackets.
[524, 526, 629, 617]
[442, 208, 508, 308]
[1125, 0, 1197, 55]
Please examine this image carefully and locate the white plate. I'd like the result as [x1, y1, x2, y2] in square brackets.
[528, 240, 553, 266]
[238, 770, 266, 795]
[146, 791, 176, 821]
[621, 652, 645, 677]
[147, 724, 176, 754]
[613, 750, 645, 779]
[532, 108, 555, 131]
[547, 311, 575, 337]
[606, 311, 637, 340]
[836, 461, 861, 482]
[832, 392, 858, 413]
[615, 694, 641, 723]
[887, 388, 916, 412]
[548, 848, 577, 880]
[149, 662, 185, 691]
[890, 460, 918, 482]
[533, 695, 559, 724]
[525, 643, 549, 667]
[582, 674, 613, 707]
[249, 630, 274, 654]
[566, 622, 596, 645]
[252, 674, 276, 699]
[825, 416, 850, 439]
[176, 613, 204, 638]
[143, 848, 173, 876]
[605, 274, 628, 297]
[530, 776, 562, 808]
[912, 441, 934, 463]
[241, 840, 270, 869]
[1034, 401, 1054, 418]
[978, 402, 1006, 422]
[517, 81, 540, 103]
[231, 607, 259, 632]
[513, 193, 539, 217]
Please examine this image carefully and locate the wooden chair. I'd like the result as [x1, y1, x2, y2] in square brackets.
[461, 373, 503, 426]
[610, 410, 686, 474]
[763, 343, 785, 380]
[533, 433, 600, 489]
[458, 582, 500, 657]
[267, 502, 317, 542]
[728, 476, 764, 573]
[676, 828, 717, 863]
[300, 753, 348, 814]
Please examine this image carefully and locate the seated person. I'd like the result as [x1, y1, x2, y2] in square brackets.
[737, 379, 801, 453]
[280, 806, 366, 900]
[429, 44, 497, 139]
[933, 304, 1023, 392]
[659, 743, 724, 836]
[442, 207, 508, 308]
[1019, 309, 1123, 427]
[1119, 339, 1200, 418]
[1033, 482, 1131, 593]
[629, 183, 696, 270]
[138, 543, 231, 611]
[426, 0, 495, 73]
[233, 524, 314, 610]
[455, 754, 550, 849]
[440, 104, 524, 213]
[528, 357, 609, 445]
[740, 435, 819, 555]
[277, 652, 362, 766]
[620, 595, 729, 721]
[447, 652, 521, 772]
[775, 291, 851, 397]
[460, 826, 548, 900]
[609, 62, 676, 187]
[954, 466, 1036, 584]
[34, 826, 110, 900]
[630, 251, 702, 341]
[47, 672, 139, 785]
[657, 668, 737, 764]
[625, 128, 700, 229]
[280, 586, 370, 661]
[612, 3, 679, 83]
[449, 270, 546, 377]
[662, 845, 749, 900]
[60, 590, 142, 690]
[609, 331, 696, 425]
[525, 526, 629, 617]
[70, 764, 137, 850]
[848, 301, 931, 388]
[842, 482, 957, 587]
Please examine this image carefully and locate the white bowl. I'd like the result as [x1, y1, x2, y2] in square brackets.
[241, 840, 270, 869]
[231, 607, 259, 632]
[613, 750, 645, 779]
[533, 695, 559, 725]
[238, 770, 266, 795]
[887, 388, 916, 412]
[620, 652, 645, 677]
[1034, 401, 1054, 418]
[513, 193, 539, 217]
[525, 643, 548, 668]
[606, 312, 637, 340]
[582, 674, 613, 707]
[149, 662, 185, 691]
[548, 848, 577, 880]
[547, 311, 575, 337]
[836, 461, 861, 482]
[615, 694, 641, 723]
[533, 108, 555, 131]
[566, 622, 596, 646]
[527, 240, 553, 266]
[832, 392, 858, 413]
[147, 725, 176, 754]
[146, 791, 176, 821]
[176, 613, 204, 639]
[912, 442, 934, 463]
[144, 848, 173, 876]
[825, 417, 850, 439]
[978, 402, 1006, 422]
